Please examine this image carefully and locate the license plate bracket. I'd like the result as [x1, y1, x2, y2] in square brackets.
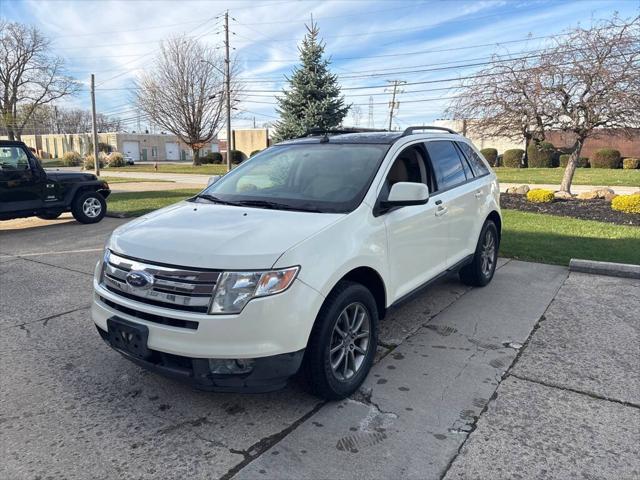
[107, 317, 150, 359]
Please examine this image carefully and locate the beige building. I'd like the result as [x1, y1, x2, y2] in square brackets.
[4, 132, 219, 162]
[218, 128, 270, 159]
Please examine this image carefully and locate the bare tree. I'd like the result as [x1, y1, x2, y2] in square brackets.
[448, 15, 640, 192]
[0, 21, 79, 140]
[543, 16, 640, 192]
[447, 54, 552, 165]
[135, 36, 238, 165]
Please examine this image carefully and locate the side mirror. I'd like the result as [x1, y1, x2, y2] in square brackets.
[208, 175, 221, 186]
[381, 182, 429, 208]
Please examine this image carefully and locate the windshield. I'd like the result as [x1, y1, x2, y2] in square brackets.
[197, 143, 389, 213]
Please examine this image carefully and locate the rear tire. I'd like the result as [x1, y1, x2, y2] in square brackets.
[37, 210, 63, 220]
[459, 220, 499, 287]
[71, 191, 106, 224]
[304, 281, 378, 400]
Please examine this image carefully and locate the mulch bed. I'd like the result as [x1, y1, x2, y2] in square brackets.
[500, 193, 640, 226]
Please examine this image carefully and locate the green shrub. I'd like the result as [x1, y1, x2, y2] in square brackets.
[591, 148, 621, 169]
[622, 158, 640, 169]
[526, 189, 555, 203]
[84, 153, 106, 170]
[250, 149, 262, 157]
[502, 149, 525, 168]
[480, 148, 498, 167]
[62, 151, 82, 167]
[559, 154, 590, 168]
[199, 151, 223, 164]
[527, 142, 556, 168]
[106, 152, 125, 167]
[611, 193, 640, 214]
[230, 150, 246, 164]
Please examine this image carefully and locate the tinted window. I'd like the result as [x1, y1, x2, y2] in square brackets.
[0, 146, 30, 171]
[425, 141, 467, 191]
[456, 142, 490, 177]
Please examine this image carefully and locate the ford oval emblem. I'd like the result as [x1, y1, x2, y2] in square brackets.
[125, 270, 154, 290]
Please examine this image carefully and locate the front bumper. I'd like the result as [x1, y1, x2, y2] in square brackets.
[96, 326, 304, 392]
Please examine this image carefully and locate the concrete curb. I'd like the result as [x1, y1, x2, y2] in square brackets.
[569, 258, 640, 279]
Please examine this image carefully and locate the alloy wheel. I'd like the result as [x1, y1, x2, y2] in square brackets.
[329, 302, 371, 381]
[480, 229, 496, 277]
[83, 197, 102, 218]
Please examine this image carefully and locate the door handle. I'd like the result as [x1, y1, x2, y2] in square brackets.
[435, 206, 448, 217]
[474, 190, 483, 199]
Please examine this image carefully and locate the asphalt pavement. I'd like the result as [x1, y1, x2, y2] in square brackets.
[1, 217, 638, 479]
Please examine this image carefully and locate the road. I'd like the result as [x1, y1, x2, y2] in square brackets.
[1, 217, 638, 479]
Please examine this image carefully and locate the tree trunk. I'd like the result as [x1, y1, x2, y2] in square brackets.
[192, 147, 200, 166]
[559, 138, 584, 194]
[7, 129, 15, 141]
[523, 134, 531, 168]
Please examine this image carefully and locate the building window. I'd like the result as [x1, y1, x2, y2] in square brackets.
[152, 147, 157, 157]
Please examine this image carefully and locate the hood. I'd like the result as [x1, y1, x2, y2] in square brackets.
[109, 201, 344, 270]
[45, 170, 98, 182]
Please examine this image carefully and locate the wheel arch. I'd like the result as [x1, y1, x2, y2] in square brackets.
[487, 210, 502, 242]
[333, 266, 387, 320]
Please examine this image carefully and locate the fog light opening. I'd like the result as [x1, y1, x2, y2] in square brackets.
[208, 358, 255, 375]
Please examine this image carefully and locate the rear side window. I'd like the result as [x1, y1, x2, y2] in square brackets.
[425, 141, 467, 191]
[456, 142, 490, 177]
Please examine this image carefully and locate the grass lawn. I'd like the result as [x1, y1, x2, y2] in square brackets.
[108, 164, 228, 175]
[500, 209, 640, 266]
[100, 176, 172, 184]
[107, 189, 200, 217]
[495, 167, 640, 187]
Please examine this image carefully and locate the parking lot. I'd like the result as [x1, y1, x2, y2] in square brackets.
[1, 217, 638, 480]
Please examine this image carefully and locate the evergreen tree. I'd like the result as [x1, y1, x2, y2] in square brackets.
[273, 22, 349, 141]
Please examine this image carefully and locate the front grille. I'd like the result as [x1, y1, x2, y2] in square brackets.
[100, 296, 199, 330]
[101, 251, 220, 314]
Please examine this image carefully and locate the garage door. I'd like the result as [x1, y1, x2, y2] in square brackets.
[122, 141, 140, 161]
[165, 142, 179, 161]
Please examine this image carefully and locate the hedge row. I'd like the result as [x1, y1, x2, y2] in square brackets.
[482, 145, 635, 169]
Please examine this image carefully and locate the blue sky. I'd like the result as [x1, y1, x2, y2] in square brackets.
[2, 0, 638, 133]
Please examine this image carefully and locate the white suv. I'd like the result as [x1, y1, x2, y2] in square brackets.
[92, 127, 501, 399]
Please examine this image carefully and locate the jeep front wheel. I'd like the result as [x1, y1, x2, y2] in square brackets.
[72, 191, 106, 224]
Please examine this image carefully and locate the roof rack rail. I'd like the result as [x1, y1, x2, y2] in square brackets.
[300, 127, 388, 138]
[401, 126, 458, 136]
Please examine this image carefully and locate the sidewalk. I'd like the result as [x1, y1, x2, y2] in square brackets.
[500, 182, 640, 195]
[233, 264, 639, 480]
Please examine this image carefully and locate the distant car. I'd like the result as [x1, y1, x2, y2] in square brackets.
[123, 154, 135, 166]
[0, 140, 110, 223]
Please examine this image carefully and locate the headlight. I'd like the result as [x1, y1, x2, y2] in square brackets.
[97, 248, 110, 282]
[209, 266, 299, 314]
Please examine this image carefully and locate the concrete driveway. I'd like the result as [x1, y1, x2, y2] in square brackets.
[1, 218, 638, 479]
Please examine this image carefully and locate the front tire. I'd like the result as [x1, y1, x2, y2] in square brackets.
[71, 191, 106, 224]
[304, 281, 378, 400]
[459, 220, 499, 287]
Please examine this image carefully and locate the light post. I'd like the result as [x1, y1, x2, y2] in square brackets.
[200, 59, 232, 172]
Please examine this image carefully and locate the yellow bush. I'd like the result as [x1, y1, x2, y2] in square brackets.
[611, 193, 640, 214]
[526, 189, 555, 203]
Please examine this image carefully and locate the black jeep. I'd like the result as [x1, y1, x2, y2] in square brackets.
[0, 140, 110, 224]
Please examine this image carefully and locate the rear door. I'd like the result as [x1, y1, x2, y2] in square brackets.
[424, 140, 480, 265]
[0, 145, 44, 214]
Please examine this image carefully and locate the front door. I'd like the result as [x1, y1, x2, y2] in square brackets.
[141, 148, 148, 161]
[382, 143, 450, 301]
[0, 144, 43, 215]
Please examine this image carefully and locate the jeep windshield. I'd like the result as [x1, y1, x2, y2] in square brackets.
[195, 143, 389, 213]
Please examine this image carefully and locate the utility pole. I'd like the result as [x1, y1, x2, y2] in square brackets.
[386, 80, 405, 131]
[368, 96, 374, 128]
[54, 106, 60, 134]
[224, 10, 232, 171]
[90, 74, 100, 176]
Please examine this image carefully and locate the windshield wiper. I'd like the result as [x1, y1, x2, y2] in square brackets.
[194, 194, 242, 206]
[235, 199, 322, 213]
